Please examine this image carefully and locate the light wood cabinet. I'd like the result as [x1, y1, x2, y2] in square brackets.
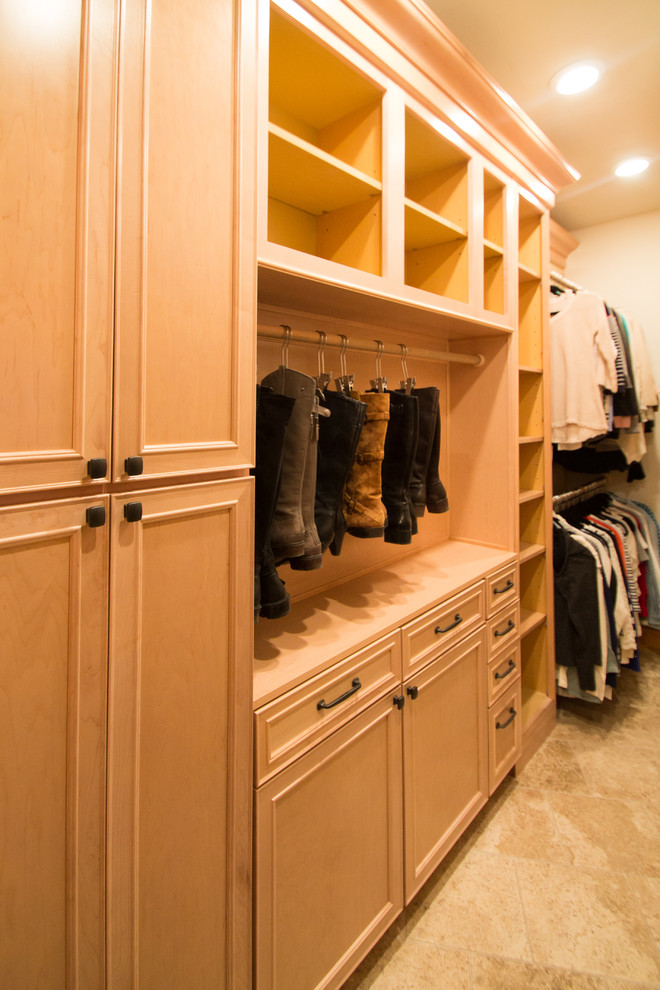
[254, 1, 573, 985]
[1, 0, 256, 496]
[113, 0, 255, 483]
[107, 480, 253, 990]
[0, 0, 117, 494]
[1, 1, 256, 987]
[402, 629, 488, 901]
[254, 695, 404, 990]
[516, 197, 556, 762]
[0, 496, 109, 989]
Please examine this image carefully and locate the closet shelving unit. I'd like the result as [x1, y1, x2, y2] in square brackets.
[517, 194, 555, 743]
[253, 2, 574, 988]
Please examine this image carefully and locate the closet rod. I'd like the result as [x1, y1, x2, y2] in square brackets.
[257, 325, 485, 367]
[550, 270, 583, 292]
[552, 476, 608, 508]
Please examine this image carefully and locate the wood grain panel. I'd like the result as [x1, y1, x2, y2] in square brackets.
[0, 1, 117, 493]
[114, 0, 256, 480]
[255, 695, 403, 990]
[0, 496, 108, 989]
[107, 479, 253, 990]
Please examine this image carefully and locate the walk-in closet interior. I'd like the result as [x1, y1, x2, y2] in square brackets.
[1, 0, 658, 988]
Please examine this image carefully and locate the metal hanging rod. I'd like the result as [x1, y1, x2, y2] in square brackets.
[550, 270, 583, 293]
[257, 325, 485, 367]
[552, 476, 608, 509]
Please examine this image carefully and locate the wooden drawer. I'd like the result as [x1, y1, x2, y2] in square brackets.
[487, 642, 521, 706]
[254, 632, 401, 784]
[486, 600, 520, 658]
[486, 562, 519, 616]
[488, 679, 522, 795]
[401, 582, 485, 677]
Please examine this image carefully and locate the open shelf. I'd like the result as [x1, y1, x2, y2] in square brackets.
[519, 440, 544, 491]
[519, 542, 545, 564]
[518, 489, 544, 504]
[518, 196, 543, 274]
[520, 608, 546, 637]
[268, 7, 383, 275]
[521, 685, 552, 729]
[518, 372, 544, 437]
[404, 109, 469, 302]
[483, 172, 505, 315]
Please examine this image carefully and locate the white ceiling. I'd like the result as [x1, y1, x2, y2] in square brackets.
[423, 0, 660, 231]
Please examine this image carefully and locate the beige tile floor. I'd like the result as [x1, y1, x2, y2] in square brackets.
[342, 644, 660, 990]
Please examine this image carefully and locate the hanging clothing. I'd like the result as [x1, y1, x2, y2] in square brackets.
[550, 290, 617, 449]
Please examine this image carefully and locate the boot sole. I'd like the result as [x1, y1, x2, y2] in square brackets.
[346, 526, 385, 538]
[426, 499, 449, 513]
[289, 554, 323, 571]
[272, 540, 305, 560]
[384, 529, 412, 545]
[259, 596, 290, 619]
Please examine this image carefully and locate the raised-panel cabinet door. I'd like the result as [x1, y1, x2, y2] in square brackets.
[0, 496, 109, 989]
[107, 479, 253, 990]
[254, 695, 404, 990]
[403, 629, 488, 902]
[113, 0, 257, 482]
[0, 1, 118, 494]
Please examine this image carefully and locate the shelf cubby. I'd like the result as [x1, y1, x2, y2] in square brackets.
[518, 197, 542, 276]
[520, 623, 551, 728]
[519, 496, 545, 549]
[518, 371, 544, 437]
[518, 278, 543, 366]
[519, 439, 544, 492]
[404, 109, 469, 302]
[483, 172, 505, 314]
[268, 7, 383, 274]
[520, 554, 547, 617]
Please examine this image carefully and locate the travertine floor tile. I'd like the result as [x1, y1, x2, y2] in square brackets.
[515, 859, 660, 983]
[575, 744, 660, 812]
[341, 936, 470, 990]
[629, 875, 660, 945]
[470, 953, 659, 989]
[471, 785, 572, 865]
[404, 849, 532, 959]
[515, 739, 593, 794]
[547, 790, 660, 877]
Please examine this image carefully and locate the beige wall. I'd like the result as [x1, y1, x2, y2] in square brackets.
[564, 209, 660, 517]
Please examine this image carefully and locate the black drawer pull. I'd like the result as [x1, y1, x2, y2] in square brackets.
[317, 677, 361, 711]
[393, 695, 405, 710]
[494, 659, 517, 680]
[493, 579, 514, 595]
[496, 707, 517, 730]
[494, 619, 515, 638]
[406, 685, 418, 700]
[435, 613, 462, 635]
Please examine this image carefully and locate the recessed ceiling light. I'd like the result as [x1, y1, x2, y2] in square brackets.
[554, 63, 600, 95]
[615, 157, 650, 177]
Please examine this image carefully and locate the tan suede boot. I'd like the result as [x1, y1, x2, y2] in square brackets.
[343, 390, 390, 538]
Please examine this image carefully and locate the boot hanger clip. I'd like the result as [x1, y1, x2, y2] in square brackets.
[335, 334, 353, 395]
[314, 331, 332, 392]
[370, 339, 387, 393]
[399, 344, 416, 394]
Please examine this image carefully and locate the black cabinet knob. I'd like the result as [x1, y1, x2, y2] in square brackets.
[86, 505, 106, 528]
[124, 455, 144, 476]
[87, 457, 107, 479]
[124, 502, 143, 523]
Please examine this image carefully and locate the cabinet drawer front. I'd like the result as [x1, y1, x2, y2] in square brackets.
[486, 563, 519, 616]
[402, 582, 485, 677]
[488, 679, 522, 794]
[488, 643, 521, 706]
[486, 601, 520, 658]
[254, 632, 401, 784]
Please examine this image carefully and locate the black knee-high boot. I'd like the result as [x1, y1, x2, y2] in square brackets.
[253, 385, 295, 621]
[381, 390, 419, 544]
[315, 390, 367, 556]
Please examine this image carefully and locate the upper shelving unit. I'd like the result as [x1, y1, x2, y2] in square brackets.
[404, 110, 469, 302]
[268, 6, 384, 275]
[483, 171, 506, 315]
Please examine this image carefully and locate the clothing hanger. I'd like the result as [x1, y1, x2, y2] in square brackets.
[314, 331, 332, 392]
[369, 340, 387, 393]
[398, 343, 416, 394]
[334, 334, 353, 394]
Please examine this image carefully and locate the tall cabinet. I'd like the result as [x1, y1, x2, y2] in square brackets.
[1, 2, 255, 988]
[253, 1, 573, 988]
